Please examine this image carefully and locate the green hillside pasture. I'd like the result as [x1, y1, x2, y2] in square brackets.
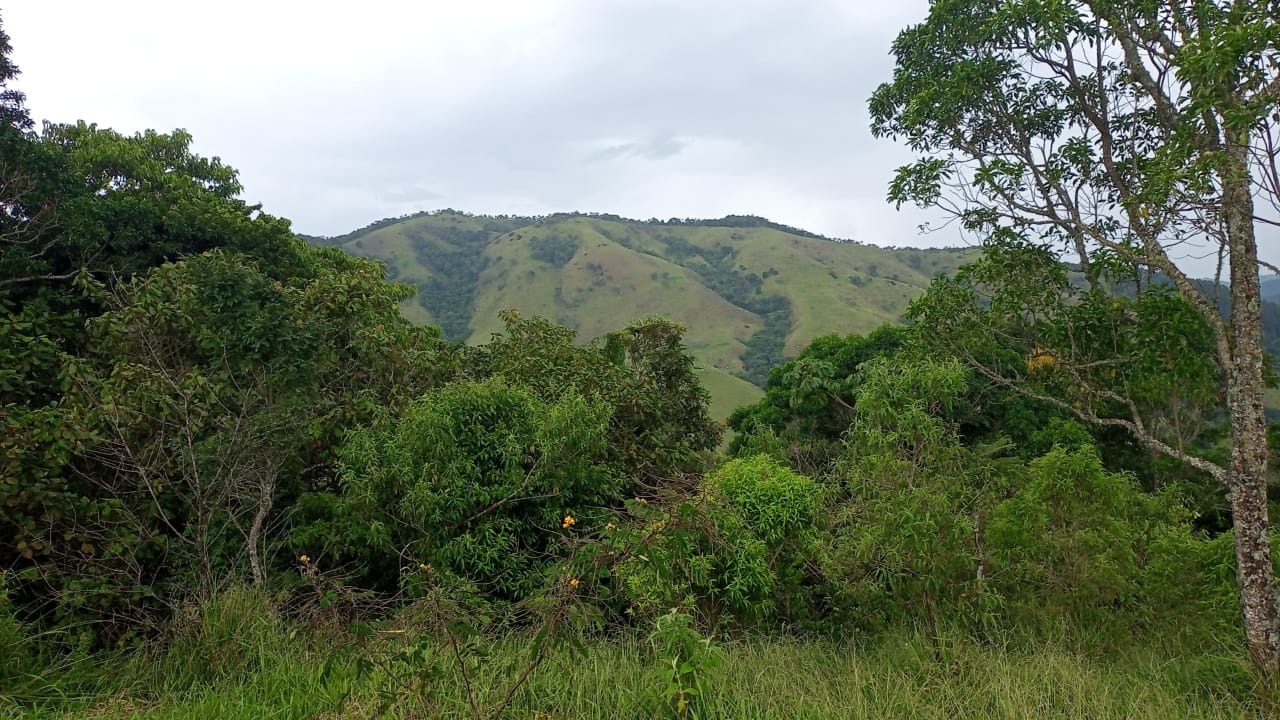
[322, 212, 975, 408]
[699, 367, 765, 421]
[470, 223, 758, 376]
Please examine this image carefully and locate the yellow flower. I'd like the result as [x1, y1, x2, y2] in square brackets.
[568, 577, 580, 588]
[605, 523, 617, 531]
[419, 563, 431, 572]
[1025, 347, 1057, 373]
[299, 554, 310, 563]
[562, 515, 576, 529]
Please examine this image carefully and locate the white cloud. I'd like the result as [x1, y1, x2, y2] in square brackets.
[3, 0, 955, 249]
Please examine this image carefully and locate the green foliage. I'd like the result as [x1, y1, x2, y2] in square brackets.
[870, 0, 1280, 671]
[728, 325, 908, 470]
[0, 574, 35, 692]
[330, 378, 618, 598]
[987, 445, 1238, 640]
[645, 610, 723, 720]
[711, 455, 821, 549]
[650, 233, 793, 385]
[3, 122, 296, 316]
[616, 456, 820, 627]
[529, 233, 580, 267]
[7, 243, 452, 640]
[825, 354, 1241, 646]
[825, 357, 1007, 631]
[406, 224, 491, 340]
[908, 243, 1230, 511]
[6, 9, 1280, 706]
[474, 311, 721, 481]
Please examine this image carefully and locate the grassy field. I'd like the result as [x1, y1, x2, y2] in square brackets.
[10, 592, 1268, 720]
[699, 367, 764, 421]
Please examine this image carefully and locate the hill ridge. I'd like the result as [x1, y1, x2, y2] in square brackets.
[310, 210, 977, 417]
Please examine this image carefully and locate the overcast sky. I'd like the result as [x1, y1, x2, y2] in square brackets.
[2, 0, 961, 246]
[5, 1, 1273, 277]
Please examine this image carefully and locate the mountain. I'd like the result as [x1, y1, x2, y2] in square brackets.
[312, 210, 976, 418]
[1262, 275, 1280, 304]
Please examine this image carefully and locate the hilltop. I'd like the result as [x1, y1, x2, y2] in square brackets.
[309, 210, 975, 417]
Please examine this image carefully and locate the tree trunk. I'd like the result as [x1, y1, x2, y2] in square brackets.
[196, 514, 214, 601]
[1228, 476, 1280, 677]
[247, 470, 275, 588]
[1223, 139, 1280, 679]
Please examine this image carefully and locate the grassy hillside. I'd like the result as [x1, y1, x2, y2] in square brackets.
[316, 211, 974, 413]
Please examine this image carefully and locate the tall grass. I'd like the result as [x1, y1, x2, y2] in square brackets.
[20, 591, 1267, 720]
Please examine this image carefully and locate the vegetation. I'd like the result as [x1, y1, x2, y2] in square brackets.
[316, 209, 980, 410]
[870, 0, 1280, 676]
[4, 3, 1280, 718]
[319, 212, 1280, 416]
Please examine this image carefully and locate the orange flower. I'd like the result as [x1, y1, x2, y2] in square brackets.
[562, 515, 576, 529]
[568, 577, 580, 589]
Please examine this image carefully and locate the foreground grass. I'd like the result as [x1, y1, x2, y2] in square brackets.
[11, 627, 1267, 720]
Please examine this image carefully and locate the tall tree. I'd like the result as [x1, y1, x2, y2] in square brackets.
[0, 14, 54, 287]
[871, 0, 1280, 675]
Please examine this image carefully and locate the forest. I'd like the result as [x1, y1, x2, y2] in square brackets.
[4, 2, 1280, 718]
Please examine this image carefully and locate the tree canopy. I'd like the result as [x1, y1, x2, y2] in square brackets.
[871, 0, 1280, 675]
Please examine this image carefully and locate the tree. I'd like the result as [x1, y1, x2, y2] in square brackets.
[472, 311, 721, 483]
[727, 326, 908, 471]
[871, 0, 1280, 674]
[0, 14, 59, 296]
[332, 378, 617, 599]
[8, 243, 451, 635]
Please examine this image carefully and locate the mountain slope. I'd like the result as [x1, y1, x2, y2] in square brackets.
[316, 210, 976, 414]
[1262, 274, 1280, 304]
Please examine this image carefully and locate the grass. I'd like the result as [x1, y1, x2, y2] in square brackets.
[699, 367, 764, 421]
[15, 592, 1268, 720]
[35, 637, 1267, 720]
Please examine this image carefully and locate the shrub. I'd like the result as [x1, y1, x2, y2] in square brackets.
[616, 455, 821, 628]
[472, 311, 721, 482]
[331, 378, 620, 599]
[987, 445, 1239, 644]
[822, 358, 1007, 632]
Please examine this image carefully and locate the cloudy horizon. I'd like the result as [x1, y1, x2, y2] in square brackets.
[3, 1, 970, 247]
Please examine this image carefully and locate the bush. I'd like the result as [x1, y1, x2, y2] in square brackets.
[988, 445, 1239, 644]
[822, 358, 1005, 632]
[329, 378, 620, 599]
[821, 357, 1239, 645]
[472, 311, 722, 482]
[616, 456, 821, 628]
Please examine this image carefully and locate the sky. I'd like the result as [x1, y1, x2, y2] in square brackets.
[2, 0, 954, 246]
